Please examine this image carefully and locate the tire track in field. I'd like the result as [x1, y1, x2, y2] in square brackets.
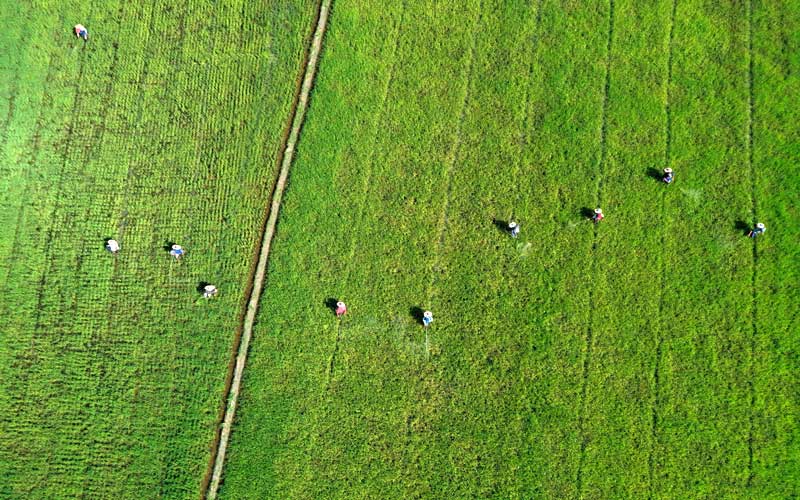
[203, 1, 332, 497]
[14, 3, 96, 485]
[425, 0, 483, 355]
[0, 34, 61, 287]
[745, 0, 757, 487]
[0, 7, 75, 284]
[325, 0, 408, 387]
[512, 0, 545, 196]
[0, 24, 28, 162]
[575, 0, 614, 494]
[0, 7, 32, 154]
[30, 3, 97, 340]
[648, 0, 678, 496]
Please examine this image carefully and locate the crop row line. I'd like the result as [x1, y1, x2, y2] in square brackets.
[30, 0, 97, 348]
[575, 0, 615, 494]
[425, 0, 484, 355]
[0, 7, 33, 156]
[512, 0, 545, 213]
[746, 0, 757, 488]
[648, 0, 678, 496]
[0, 41, 59, 288]
[203, 0, 333, 497]
[325, 0, 409, 388]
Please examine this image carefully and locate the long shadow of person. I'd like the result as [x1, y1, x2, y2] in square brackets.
[492, 219, 511, 235]
[646, 167, 664, 181]
[734, 220, 751, 236]
[324, 298, 339, 316]
[409, 306, 425, 325]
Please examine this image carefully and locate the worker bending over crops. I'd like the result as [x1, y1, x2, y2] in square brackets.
[106, 239, 120, 254]
[74, 24, 88, 41]
[748, 222, 765, 238]
[203, 284, 218, 298]
[170, 244, 185, 260]
[336, 301, 347, 318]
[422, 310, 433, 327]
[663, 168, 674, 184]
[592, 208, 604, 223]
[508, 221, 520, 238]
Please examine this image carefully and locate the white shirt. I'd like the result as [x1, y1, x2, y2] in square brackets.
[107, 240, 120, 252]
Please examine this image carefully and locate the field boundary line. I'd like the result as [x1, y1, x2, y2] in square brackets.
[575, 0, 614, 494]
[648, 0, 678, 496]
[326, 0, 408, 387]
[425, 0, 483, 348]
[746, 0, 757, 488]
[202, 1, 332, 498]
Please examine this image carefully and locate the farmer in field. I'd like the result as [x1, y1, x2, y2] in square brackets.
[170, 244, 185, 260]
[662, 168, 674, 184]
[748, 222, 765, 238]
[106, 239, 120, 254]
[74, 24, 88, 41]
[592, 208, 604, 223]
[422, 310, 433, 327]
[203, 284, 218, 299]
[508, 221, 520, 238]
[335, 301, 347, 318]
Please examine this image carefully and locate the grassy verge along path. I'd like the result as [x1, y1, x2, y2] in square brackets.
[205, 1, 332, 497]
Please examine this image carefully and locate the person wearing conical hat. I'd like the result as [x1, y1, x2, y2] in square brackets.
[74, 24, 88, 41]
[170, 244, 185, 260]
[748, 222, 765, 238]
[662, 167, 674, 184]
[203, 284, 218, 298]
[106, 239, 120, 254]
[508, 221, 520, 238]
[422, 310, 433, 327]
[592, 208, 604, 223]
[335, 301, 347, 318]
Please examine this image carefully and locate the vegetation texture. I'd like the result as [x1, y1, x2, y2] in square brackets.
[0, 0, 315, 498]
[0, 0, 797, 499]
[220, 0, 799, 498]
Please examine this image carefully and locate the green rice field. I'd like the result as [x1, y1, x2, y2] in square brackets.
[0, 0, 316, 497]
[0, 0, 798, 498]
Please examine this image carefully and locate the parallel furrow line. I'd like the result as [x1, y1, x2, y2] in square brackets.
[746, 0, 758, 488]
[648, 0, 678, 496]
[425, 0, 484, 356]
[575, 0, 614, 494]
[325, 0, 409, 387]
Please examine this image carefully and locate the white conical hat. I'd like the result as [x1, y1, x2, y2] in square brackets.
[509, 221, 517, 228]
[337, 301, 345, 308]
[204, 284, 216, 291]
[664, 168, 673, 173]
[756, 222, 765, 229]
[594, 208, 602, 214]
[423, 311, 432, 318]
[172, 244, 182, 250]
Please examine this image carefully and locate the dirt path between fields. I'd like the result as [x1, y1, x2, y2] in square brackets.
[203, 1, 332, 498]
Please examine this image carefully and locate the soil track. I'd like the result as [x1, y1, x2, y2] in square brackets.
[202, 0, 332, 497]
